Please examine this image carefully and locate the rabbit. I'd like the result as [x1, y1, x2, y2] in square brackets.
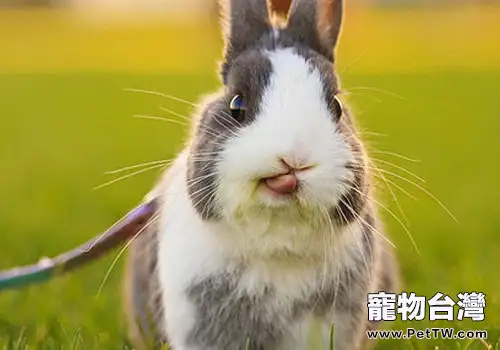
[124, 0, 400, 349]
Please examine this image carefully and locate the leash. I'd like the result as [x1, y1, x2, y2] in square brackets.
[0, 199, 157, 292]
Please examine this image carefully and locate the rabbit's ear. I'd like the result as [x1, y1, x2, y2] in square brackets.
[286, 0, 343, 62]
[219, 0, 272, 79]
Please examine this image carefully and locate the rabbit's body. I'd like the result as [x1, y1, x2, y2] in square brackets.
[127, 152, 396, 350]
[125, 1, 399, 349]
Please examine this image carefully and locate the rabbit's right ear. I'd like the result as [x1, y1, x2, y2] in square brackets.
[286, 0, 343, 62]
[219, 0, 272, 82]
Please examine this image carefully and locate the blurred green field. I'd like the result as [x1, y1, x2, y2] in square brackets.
[1, 5, 500, 350]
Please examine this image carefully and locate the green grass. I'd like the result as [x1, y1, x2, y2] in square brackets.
[0, 69, 499, 349]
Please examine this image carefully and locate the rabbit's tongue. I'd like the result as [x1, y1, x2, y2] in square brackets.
[264, 174, 298, 195]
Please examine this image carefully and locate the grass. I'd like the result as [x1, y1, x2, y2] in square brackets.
[0, 5, 500, 350]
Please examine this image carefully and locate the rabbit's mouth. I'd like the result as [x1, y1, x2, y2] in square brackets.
[257, 159, 318, 202]
[261, 173, 298, 196]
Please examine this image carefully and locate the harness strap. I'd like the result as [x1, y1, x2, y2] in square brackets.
[0, 199, 157, 291]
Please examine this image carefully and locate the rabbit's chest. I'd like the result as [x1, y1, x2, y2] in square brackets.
[181, 266, 320, 350]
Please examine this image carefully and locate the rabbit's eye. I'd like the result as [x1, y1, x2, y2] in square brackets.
[332, 95, 343, 120]
[230, 94, 246, 121]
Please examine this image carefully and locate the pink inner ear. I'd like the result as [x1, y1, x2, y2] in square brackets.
[270, 0, 293, 15]
[317, 0, 342, 47]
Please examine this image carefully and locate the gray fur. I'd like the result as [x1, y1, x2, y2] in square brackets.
[187, 52, 274, 221]
[124, 208, 167, 348]
[186, 270, 293, 350]
[220, 0, 273, 83]
[330, 125, 369, 225]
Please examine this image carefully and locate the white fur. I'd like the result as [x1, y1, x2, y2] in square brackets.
[158, 49, 362, 350]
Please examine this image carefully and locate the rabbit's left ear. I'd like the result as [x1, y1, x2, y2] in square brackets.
[286, 0, 343, 62]
[219, 0, 272, 80]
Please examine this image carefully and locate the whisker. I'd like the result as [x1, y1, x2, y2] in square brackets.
[159, 106, 192, 123]
[346, 184, 419, 254]
[371, 172, 417, 200]
[160, 105, 236, 140]
[346, 86, 407, 101]
[374, 197, 420, 255]
[320, 210, 333, 293]
[341, 91, 383, 104]
[124, 88, 198, 107]
[161, 102, 241, 133]
[189, 183, 216, 203]
[186, 173, 220, 196]
[372, 159, 426, 183]
[336, 186, 397, 250]
[190, 156, 219, 163]
[338, 198, 371, 277]
[159, 106, 224, 136]
[370, 159, 409, 225]
[93, 163, 167, 191]
[369, 150, 421, 163]
[322, 208, 341, 317]
[305, 206, 335, 312]
[200, 189, 220, 219]
[185, 171, 219, 187]
[125, 88, 242, 140]
[380, 170, 458, 223]
[105, 160, 172, 175]
[342, 124, 410, 225]
[190, 151, 223, 157]
[211, 113, 240, 138]
[134, 113, 224, 139]
[338, 51, 366, 75]
[133, 114, 188, 127]
[214, 110, 243, 129]
[359, 130, 388, 138]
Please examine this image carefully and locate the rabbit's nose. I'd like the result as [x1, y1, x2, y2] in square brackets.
[280, 157, 316, 173]
[264, 173, 298, 195]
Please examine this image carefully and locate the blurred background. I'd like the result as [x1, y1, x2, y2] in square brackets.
[0, 0, 499, 349]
